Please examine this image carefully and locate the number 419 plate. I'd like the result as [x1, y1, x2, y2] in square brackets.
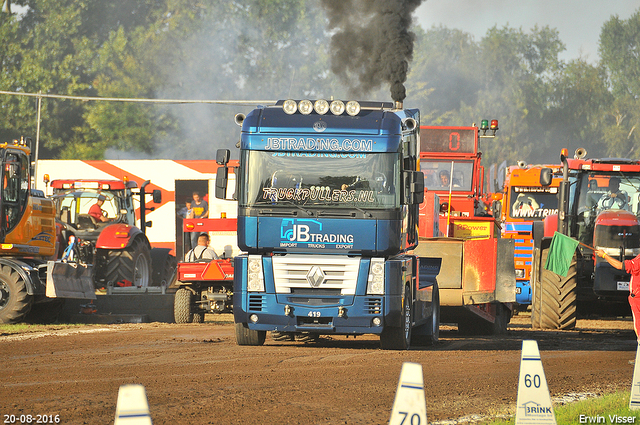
[617, 281, 630, 291]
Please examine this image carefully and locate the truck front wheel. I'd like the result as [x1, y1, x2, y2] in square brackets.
[0, 265, 33, 324]
[380, 285, 412, 350]
[235, 322, 266, 346]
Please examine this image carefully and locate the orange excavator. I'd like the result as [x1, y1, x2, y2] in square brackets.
[0, 137, 93, 323]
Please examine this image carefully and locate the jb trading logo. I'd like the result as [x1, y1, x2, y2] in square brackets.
[280, 219, 354, 249]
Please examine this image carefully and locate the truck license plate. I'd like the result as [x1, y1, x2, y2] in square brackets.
[617, 281, 630, 291]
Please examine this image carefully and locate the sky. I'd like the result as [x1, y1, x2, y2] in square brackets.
[415, 0, 639, 63]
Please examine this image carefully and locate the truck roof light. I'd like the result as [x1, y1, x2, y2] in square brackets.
[490, 119, 498, 130]
[346, 101, 361, 116]
[330, 100, 345, 115]
[480, 120, 489, 131]
[299, 100, 313, 115]
[314, 99, 329, 115]
[283, 99, 297, 115]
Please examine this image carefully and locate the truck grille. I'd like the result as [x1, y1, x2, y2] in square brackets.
[272, 255, 360, 295]
[365, 297, 382, 314]
[248, 294, 265, 311]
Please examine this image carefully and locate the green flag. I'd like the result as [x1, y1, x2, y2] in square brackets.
[544, 231, 579, 277]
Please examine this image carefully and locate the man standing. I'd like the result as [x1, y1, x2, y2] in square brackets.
[190, 192, 209, 249]
[595, 249, 640, 342]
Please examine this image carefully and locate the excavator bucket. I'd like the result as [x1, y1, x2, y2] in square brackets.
[45, 260, 96, 300]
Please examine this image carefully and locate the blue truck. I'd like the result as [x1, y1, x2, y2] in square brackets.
[215, 99, 441, 350]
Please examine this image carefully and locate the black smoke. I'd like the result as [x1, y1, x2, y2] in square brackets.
[321, 0, 423, 102]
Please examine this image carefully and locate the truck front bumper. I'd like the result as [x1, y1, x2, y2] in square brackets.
[234, 291, 401, 335]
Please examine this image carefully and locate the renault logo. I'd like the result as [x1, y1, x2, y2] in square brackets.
[306, 266, 326, 288]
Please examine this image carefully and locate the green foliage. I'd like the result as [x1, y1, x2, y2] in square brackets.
[0, 2, 638, 163]
[481, 391, 640, 424]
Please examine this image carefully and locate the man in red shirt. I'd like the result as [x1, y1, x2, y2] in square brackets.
[595, 248, 640, 341]
[88, 194, 111, 223]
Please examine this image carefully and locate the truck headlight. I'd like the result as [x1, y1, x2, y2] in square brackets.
[367, 258, 385, 295]
[515, 269, 525, 279]
[247, 255, 265, 292]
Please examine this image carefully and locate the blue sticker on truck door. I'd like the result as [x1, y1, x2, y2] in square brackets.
[257, 217, 376, 250]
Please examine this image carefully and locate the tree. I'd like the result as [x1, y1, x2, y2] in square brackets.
[599, 9, 640, 159]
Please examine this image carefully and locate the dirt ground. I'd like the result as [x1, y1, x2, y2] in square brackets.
[0, 314, 637, 425]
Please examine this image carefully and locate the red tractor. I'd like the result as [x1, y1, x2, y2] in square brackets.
[173, 216, 236, 323]
[48, 178, 176, 290]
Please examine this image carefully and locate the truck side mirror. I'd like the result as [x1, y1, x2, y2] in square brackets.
[152, 189, 161, 203]
[492, 199, 502, 219]
[216, 149, 230, 166]
[411, 171, 424, 204]
[403, 170, 424, 205]
[539, 168, 553, 186]
[215, 166, 228, 199]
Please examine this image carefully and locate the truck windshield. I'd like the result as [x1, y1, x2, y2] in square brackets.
[54, 190, 119, 222]
[509, 187, 559, 220]
[241, 151, 400, 209]
[421, 160, 473, 192]
[576, 173, 640, 215]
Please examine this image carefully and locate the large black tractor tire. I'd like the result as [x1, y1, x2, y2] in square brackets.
[174, 288, 193, 324]
[380, 285, 412, 350]
[100, 237, 152, 287]
[151, 250, 177, 288]
[0, 265, 33, 324]
[235, 322, 266, 346]
[25, 299, 65, 324]
[533, 248, 577, 330]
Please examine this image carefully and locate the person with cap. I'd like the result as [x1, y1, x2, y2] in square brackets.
[185, 233, 219, 261]
[88, 194, 111, 222]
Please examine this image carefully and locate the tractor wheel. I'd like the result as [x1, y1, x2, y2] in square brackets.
[100, 237, 152, 287]
[235, 322, 266, 346]
[174, 288, 193, 324]
[25, 299, 65, 324]
[0, 265, 33, 324]
[535, 248, 577, 330]
[380, 285, 412, 350]
[192, 312, 205, 323]
[159, 255, 177, 288]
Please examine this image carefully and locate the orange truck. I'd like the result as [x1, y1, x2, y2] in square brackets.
[414, 122, 517, 334]
[493, 164, 561, 307]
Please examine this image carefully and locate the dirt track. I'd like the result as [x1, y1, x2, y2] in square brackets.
[0, 314, 637, 424]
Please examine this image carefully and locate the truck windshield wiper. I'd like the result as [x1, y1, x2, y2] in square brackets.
[267, 200, 313, 216]
[353, 206, 373, 217]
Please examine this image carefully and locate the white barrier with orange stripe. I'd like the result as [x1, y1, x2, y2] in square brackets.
[36, 160, 239, 257]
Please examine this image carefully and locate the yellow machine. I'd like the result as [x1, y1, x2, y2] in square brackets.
[0, 137, 93, 323]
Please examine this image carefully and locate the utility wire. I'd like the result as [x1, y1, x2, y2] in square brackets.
[0, 90, 276, 105]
